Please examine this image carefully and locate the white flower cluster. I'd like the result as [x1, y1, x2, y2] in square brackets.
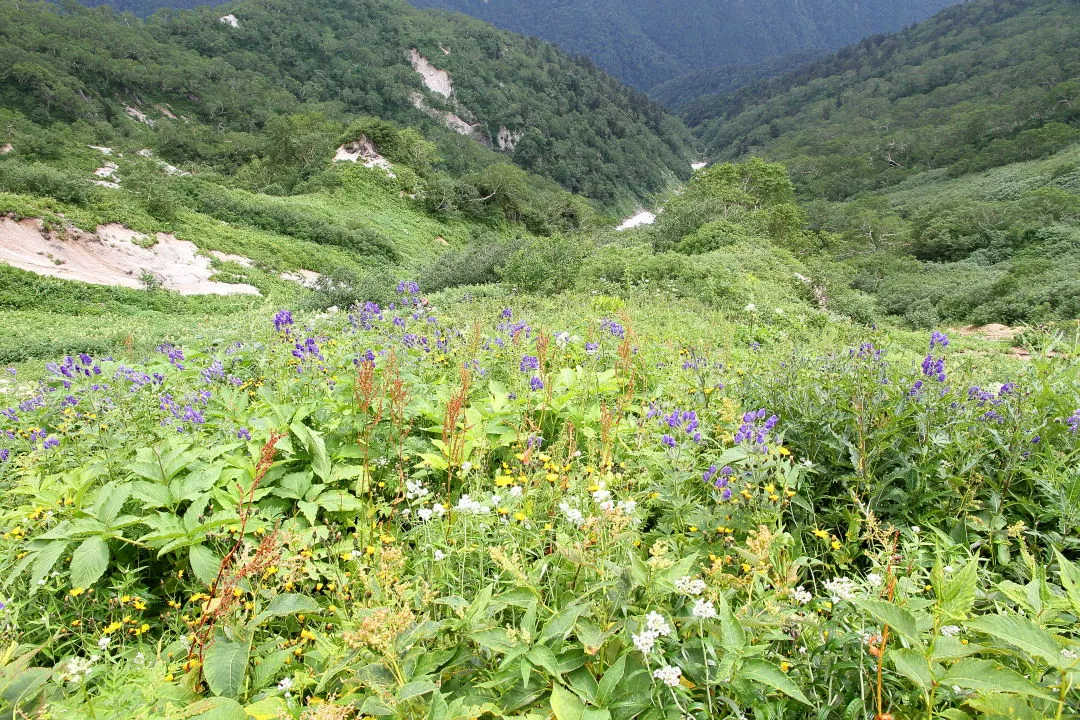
[559, 501, 585, 527]
[674, 575, 707, 596]
[793, 586, 813, 605]
[632, 611, 672, 654]
[405, 479, 429, 501]
[866, 572, 883, 588]
[940, 625, 962, 638]
[57, 655, 98, 684]
[455, 495, 489, 515]
[416, 503, 446, 522]
[692, 598, 717, 619]
[652, 664, 682, 687]
[1061, 648, 1079, 660]
[824, 577, 858, 603]
[592, 482, 614, 512]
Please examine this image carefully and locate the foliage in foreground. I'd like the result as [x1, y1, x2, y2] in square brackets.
[0, 286, 1078, 719]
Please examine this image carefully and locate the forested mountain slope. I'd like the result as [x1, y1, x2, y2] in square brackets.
[407, 0, 960, 90]
[687, 0, 1080, 199]
[11, 0, 695, 206]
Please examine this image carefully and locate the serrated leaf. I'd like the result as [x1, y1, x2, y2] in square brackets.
[188, 544, 220, 585]
[941, 658, 1054, 700]
[541, 605, 588, 643]
[70, 536, 109, 588]
[938, 559, 977, 621]
[889, 648, 933, 690]
[550, 683, 585, 720]
[739, 659, 811, 705]
[596, 654, 626, 705]
[203, 637, 250, 698]
[30, 540, 67, 587]
[965, 614, 1063, 667]
[93, 481, 131, 526]
[715, 591, 745, 651]
[851, 597, 923, 648]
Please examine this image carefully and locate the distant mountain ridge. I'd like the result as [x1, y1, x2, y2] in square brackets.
[407, 0, 962, 90]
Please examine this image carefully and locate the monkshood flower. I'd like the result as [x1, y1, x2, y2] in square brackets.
[734, 409, 779, 453]
[201, 360, 225, 383]
[273, 309, 294, 334]
[529, 376, 545, 391]
[585, 342, 599, 355]
[600, 318, 625, 339]
[930, 331, 950, 350]
[520, 355, 540, 373]
[921, 353, 945, 382]
[236, 427, 251, 441]
[501, 307, 512, 319]
[158, 343, 185, 370]
[850, 342, 883, 361]
[1068, 409, 1080, 433]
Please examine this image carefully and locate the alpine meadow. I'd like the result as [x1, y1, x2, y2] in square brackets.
[0, 0, 1079, 719]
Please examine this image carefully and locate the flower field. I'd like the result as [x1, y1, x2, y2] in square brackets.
[1, 285, 1079, 719]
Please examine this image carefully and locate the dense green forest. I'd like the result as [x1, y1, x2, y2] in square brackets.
[9, 0, 695, 207]
[407, 0, 959, 90]
[671, 0, 1080, 327]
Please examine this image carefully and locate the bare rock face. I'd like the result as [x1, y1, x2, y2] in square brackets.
[408, 48, 454, 98]
[333, 135, 396, 177]
[497, 126, 523, 153]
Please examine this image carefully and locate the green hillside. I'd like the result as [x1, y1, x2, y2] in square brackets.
[675, 0, 1080, 327]
[4, 0, 696, 208]
[408, 0, 959, 90]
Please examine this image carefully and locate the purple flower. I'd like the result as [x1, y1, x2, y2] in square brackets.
[0, 448, 9, 462]
[585, 342, 599, 355]
[661, 434, 676, 448]
[43, 436, 59, 450]
[397, 280, 420, 295]
[600, 318, 625, 339]
[1067, 409, 1080, 433]
[529, 376, 545, 391]
[520, 355, 540, 373]
[273, 309, 294, 334]
[202, 360, 226, 383]
[236, 427, 251, 441]
[930, 331, 950, 350]
[501, 308, 513, 319]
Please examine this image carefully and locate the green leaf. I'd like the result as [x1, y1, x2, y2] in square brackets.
[398, 681, 439, 701]
[244, 697, 289, 720]
[203, 637, 250, 698]
[93, 481, 131, 526]
[189, 544, 221, 585]
[596, 654, 626, 705]
[965, 614, 1063, 667]
[541, 605, 588, 643]
[470, 628, 515, 654]
[941, 658, 1054, 701]
[550, 683, 585, 720]
[290, 421, 330, 480]
[738, 659, 811, 705]
[181, 697, 246, 720]
[1, 666, 50, 712]
[850, 597, 923, 648]
[1054, 549, 1080, 617]
[30, 540, 67, 587]
[889, 648, 933, 691]
[937, 559, 978, 621]
[250, 593, 320, 627]
[715, 591, 745, 651]
[70, 536, 110, 588]
[527, 645, 564, 678]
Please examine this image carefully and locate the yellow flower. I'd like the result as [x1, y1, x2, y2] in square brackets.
[812, 529, 830, 539]
[513, 512, 527, 522]
[69, 587, 86, 597]
[764, 484, 776, 494]
[780, 661, 791, 672]
[831, 540, 842, 550]
[495, 475, 513, 487]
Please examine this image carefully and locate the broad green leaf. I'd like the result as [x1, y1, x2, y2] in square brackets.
[596, 654, 626, 705]
[715, 591, 746, 651]
[739, 659, 811, 705]
[541, 605, 589, 643]
[179, 697, 246, 720]
[851, 597, 923, 648]
[889, 648, 933, 691]
[203, 637, 250, 698]
[93, 481, 131, 526]
[965, 694, 1043, 720]
[937, 559, 977, 621]
[1054, 550, 1080, 617]
[550, 684, 585, 720]
[965, 615, 1063, 667]
[290, 421, 330, 480]
[398, 680, 439, 701]
[941, 658, 1054, 701]
[527, 645, 564, 678]
[30, 540, 68, 587]
[359, 696, 394, 716]
[189, 544, 221, 585]
[250, 593, 320, 626]
[470, 628, 515, 654]
[70, 536, 109, 588]
[244, 697, 288, 720]
[1, 666, 50, 712]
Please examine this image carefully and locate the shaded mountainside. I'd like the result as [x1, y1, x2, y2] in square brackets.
[685, 0, 1080, 199]
[12, 0, 696, 207]
[407, 0, 960, 90]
